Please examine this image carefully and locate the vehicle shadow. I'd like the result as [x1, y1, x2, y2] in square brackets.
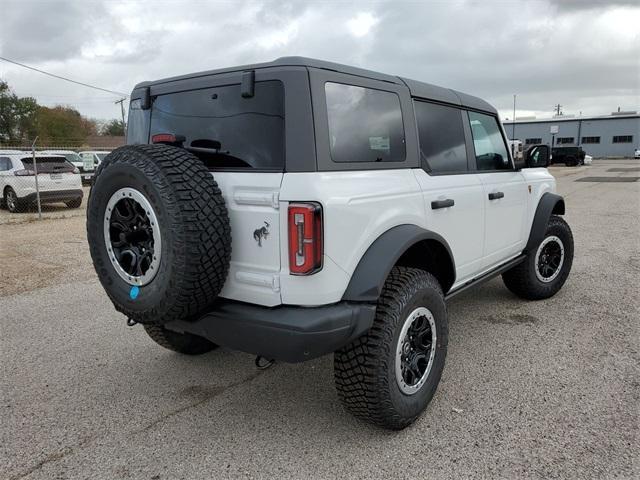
[97, 278, 526, 440]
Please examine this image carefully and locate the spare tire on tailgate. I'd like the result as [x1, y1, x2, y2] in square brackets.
[86, 144, 232, 325]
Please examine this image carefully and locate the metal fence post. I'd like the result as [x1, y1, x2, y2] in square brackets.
[31, 137, 42, 220]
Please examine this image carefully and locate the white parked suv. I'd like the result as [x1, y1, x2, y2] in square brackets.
[86, 58, 574, 429]
[0, 153, 83, 212]
[42, 150, 94, 184]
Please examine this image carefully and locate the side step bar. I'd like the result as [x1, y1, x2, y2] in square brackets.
[445, 255, 526, 301]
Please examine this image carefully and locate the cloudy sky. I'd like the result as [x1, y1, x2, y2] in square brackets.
[0, 0, 638, 122]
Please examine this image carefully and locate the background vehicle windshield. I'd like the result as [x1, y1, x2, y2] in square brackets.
[60, 153, 82, 164]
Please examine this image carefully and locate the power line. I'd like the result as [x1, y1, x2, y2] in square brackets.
[0, 56, 129, 97]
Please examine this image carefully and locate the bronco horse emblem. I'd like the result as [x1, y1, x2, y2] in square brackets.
[253, 222, 270, 247]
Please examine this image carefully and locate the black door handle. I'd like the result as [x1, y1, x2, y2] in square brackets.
[431, 199, 455, 209]
[488, 192, 504, 200]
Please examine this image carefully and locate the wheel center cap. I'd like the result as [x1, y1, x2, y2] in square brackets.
[402, 341, 411, 355]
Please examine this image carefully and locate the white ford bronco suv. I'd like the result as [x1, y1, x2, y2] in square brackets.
[87, 57, 573, 430]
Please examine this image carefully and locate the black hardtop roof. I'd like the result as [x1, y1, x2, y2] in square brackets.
[134, 56, 496, 114]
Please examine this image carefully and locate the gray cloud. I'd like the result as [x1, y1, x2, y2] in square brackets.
[548, 0, 639, 11]
[0, 0, 637, 121]
[0, 0, 108, 62]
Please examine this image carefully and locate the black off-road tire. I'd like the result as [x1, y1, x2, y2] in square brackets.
[565, 155, 578, 167]
[65, 198, 82, 209]
[143, 324, 217, 355]
[86, 144, 232, 325]
[502, 215, 573, 300]
[334, 267, 448, 430]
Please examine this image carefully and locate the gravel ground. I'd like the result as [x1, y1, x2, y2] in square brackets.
[0, 186, 90, 225]
[1, 160, 638, 479]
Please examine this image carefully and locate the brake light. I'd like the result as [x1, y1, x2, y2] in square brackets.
[288, 202, 323, 275]
[152, 133, 177, 144]
[14, 169, 35, 176]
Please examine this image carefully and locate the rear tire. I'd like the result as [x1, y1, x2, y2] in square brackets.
[5, 187, 20, 213]
[86, 145, 232, 325]
[565, 155, 578, 167]
[502, 215, 573, 300]
[66, 198, 82, 208]
[334, 267, 448, 430]
[143, 324, 217, 355]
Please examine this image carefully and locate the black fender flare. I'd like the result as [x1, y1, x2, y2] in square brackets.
[341, 224, 456, 302]
[525, 192, 565, 253]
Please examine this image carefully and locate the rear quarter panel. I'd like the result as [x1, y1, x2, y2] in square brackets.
[279, 169, 426, 305]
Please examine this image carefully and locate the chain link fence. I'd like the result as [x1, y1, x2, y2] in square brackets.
[0, 143, 114, 219]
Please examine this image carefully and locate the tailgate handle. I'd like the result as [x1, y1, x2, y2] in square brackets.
[488, 192, 505, 200]
[431, 199, 454, 210]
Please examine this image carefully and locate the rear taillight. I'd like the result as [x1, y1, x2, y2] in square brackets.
[288, 202, 323, 275]
[152, 133, 185, 145]
[14, 169, 35, 176]
[152, 133, 177, 144]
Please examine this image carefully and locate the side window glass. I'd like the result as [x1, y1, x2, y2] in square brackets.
[325, 82, 405, 163]
[414, 101, 467, 174]
[0, 157, 10, 171]
[468, 111, 511, 171]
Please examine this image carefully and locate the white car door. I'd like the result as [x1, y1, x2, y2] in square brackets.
[466, 111, 528, 269]
[412, 101, 485, 285]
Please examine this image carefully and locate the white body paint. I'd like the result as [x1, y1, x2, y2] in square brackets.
[213, 167, 556, 307]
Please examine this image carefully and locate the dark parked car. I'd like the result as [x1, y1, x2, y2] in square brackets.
[551, 146, 586, 166]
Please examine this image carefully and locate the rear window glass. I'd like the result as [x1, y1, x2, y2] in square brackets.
[47, 152, 81, 164]
[21, 157, 76, 173]
[325, 82, 405, 163]
[150, 80, 284, 170]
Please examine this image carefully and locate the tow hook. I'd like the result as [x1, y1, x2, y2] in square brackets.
[126, 317, 137, 327]
[255, 356, 275, 370]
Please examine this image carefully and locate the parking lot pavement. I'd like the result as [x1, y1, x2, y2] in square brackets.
[1, 160, 638, 479]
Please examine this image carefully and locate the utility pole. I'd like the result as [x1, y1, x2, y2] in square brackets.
[115, 97, 127, 131]
[553, 103, 563, 116]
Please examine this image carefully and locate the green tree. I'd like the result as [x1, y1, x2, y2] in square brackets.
[0, 80, 38, 143]
[101, 119, 125, 136]
[35, 105, 97, 145]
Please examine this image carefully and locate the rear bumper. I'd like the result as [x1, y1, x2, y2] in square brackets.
[164, 300, 376, 363]
[21, 189, 83, 204]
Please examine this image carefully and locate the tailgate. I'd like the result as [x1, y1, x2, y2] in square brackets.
[214, 172, 283, 306]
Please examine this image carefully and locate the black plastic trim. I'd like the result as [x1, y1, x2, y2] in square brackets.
[342, 224, 455, 302]
[525, 192, 565, 252]
[431, 199, 454, 209]
[164, 300, 376, 363]
[445, 255, 525, 300]
[21, 189, 83, 203]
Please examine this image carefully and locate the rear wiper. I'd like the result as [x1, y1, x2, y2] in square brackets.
[186, 139, 227, 155]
